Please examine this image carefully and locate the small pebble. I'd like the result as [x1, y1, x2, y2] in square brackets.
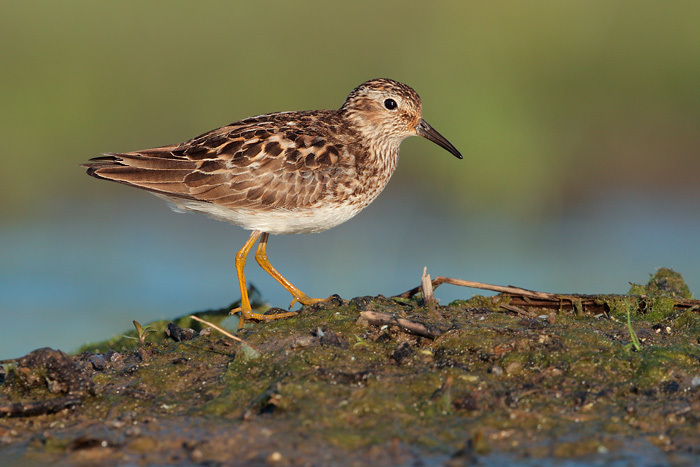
[290, 335, 316, 349]
[106, 350, 122, 362]
[267, 451, 283, 463]
[505, 362, 522, 375]
[89, 354, 107, 371]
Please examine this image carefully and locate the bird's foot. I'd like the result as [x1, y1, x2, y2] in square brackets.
[230, 305, 298, 330]
[288, 295, 328, 309]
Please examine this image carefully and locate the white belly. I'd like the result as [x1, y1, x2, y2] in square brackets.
[158, 195, 366, 235]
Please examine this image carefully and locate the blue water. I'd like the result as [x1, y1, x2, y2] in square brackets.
[1, 190, 699, 359]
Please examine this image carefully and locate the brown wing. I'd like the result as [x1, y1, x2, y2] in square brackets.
[83, 111, 354, 211]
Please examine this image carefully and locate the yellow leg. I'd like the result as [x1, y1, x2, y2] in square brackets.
[255, 232, 326, 308]
[230, 230, 298, 329]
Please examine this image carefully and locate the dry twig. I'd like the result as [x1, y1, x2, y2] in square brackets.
[421, 266, 435, 304]
[396, 275, 700, 316]
[358, 311, 443, 339]
[398, 276, 556, 300]
[189, 315, 262, 354]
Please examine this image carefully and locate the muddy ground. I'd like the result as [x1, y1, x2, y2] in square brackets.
[1, 269, 700, 466]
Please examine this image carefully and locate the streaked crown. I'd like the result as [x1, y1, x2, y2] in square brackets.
[340, 78, 423, 143]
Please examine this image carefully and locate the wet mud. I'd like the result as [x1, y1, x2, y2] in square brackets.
[1, 269, 699, 466]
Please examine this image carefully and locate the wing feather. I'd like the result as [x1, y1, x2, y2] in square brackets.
[83, 110, 356, 211]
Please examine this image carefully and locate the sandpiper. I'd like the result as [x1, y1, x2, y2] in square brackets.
[83, 78, 462, 328]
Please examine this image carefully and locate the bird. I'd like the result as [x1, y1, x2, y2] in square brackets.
[83, 78, 462, 329]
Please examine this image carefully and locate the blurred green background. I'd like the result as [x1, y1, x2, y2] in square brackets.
[2, 1, 699, 358]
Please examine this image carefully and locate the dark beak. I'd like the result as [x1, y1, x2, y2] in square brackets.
[415, 118, 462, 159]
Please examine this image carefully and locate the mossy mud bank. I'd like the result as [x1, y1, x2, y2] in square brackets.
[1, 269, 700, 466]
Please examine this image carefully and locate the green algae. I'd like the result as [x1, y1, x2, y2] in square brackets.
[629, 267, 693, 300]
[626, 267, 694, 321]
[2, 271, 700, 465]
[673, 309, 700, 332]
[450, 293, 512, 312]
[595, 268, 696, 323]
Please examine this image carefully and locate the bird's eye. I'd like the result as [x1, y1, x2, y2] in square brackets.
[384, 98, 397, 110]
